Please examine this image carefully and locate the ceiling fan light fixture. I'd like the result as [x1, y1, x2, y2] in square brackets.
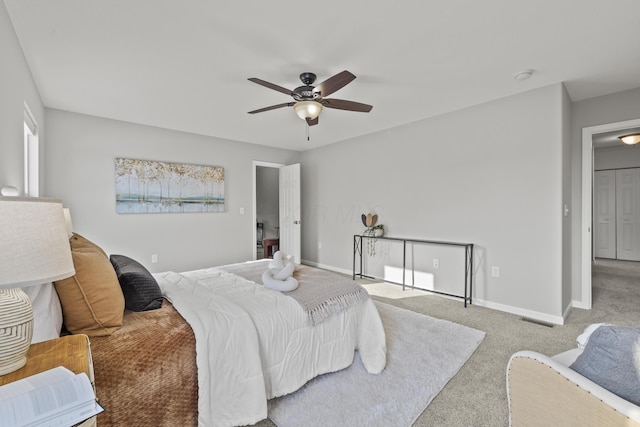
[619, 134, 640, 145]
[293, 101, 323, 121]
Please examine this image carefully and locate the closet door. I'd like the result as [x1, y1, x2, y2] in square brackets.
[594, 170, 616, 259]
[616, 169, 640, 261]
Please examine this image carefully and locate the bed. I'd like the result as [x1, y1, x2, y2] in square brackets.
[47, 234, 387, 427]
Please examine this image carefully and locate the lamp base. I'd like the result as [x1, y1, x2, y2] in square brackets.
[0, 288, 33, 376]
[0, 356, 27, 376]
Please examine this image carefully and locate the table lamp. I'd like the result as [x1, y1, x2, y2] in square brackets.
[0, 197, 75, 375]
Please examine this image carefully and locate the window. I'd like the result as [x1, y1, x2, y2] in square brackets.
[24, 103, 39, 197]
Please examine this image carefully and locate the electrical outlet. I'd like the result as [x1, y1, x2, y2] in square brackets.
[152, 254, 158, 264]
[239, 207, 245, 215]
[433, 258, 439, 268]
[491, 266, 500, 277]
[318, 242, 322, 249]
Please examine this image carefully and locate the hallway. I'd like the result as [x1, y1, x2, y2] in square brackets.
[568, 258, 640, 325]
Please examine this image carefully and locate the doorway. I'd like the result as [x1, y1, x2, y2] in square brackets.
[253, 161, 283, 260]
[252, 161, 302, 263]
[580, 118, 640, 309]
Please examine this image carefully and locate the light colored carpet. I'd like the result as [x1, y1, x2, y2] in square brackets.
[253, 259, 640, 426]
[267, 301, 485, 427]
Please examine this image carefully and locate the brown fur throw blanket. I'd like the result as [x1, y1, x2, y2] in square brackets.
[90, 299, 198, 426]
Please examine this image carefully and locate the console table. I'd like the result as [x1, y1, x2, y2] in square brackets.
[353, 235, 474, 307]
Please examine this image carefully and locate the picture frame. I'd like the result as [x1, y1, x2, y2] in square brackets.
[114, 158, 225, 214]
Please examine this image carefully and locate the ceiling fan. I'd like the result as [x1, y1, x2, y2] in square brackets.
[247, 70, 373, 126]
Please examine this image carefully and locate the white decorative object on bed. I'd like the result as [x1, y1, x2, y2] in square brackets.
[262, 251, 299, 291]
[155, 260, 386, 427]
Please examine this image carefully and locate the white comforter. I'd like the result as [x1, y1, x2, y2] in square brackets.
[154, 264, 386, 427]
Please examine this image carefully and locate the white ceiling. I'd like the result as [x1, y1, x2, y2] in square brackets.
[5, 0, 640, 152]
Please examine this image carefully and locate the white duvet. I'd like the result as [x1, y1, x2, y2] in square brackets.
[154, 264, 386, 427]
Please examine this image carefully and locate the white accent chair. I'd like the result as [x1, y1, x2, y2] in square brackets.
[507, 348, 640, 427]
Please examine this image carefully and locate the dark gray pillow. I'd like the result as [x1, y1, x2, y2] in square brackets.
[110, 254, 163, 311]
[569, 325, 640, 405]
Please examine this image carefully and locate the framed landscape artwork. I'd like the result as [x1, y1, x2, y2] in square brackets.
[115, 158, 225, 214]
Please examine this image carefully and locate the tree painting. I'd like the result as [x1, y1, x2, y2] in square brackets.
[115, 158, 225, 213]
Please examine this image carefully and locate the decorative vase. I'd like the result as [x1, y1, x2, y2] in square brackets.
[0, 288, 33, 375]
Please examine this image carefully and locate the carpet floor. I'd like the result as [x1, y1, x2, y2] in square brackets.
[255, 259, 640, 426]
[267, 301, 484, 427]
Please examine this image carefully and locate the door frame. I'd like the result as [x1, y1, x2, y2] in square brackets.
[253, 160, 285, 260]
[580, 118, 640, 309]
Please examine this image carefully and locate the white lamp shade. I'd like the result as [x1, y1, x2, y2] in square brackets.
[0, 197, 75, 289]
[293, 101, 323, 120]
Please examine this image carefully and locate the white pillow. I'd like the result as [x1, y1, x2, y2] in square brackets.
[22, 282, 63, 343]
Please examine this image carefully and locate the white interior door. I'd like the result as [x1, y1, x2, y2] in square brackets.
[594, 170, 616, 258]
[616, 168, 640, 261]
[279, 163, 301, 263]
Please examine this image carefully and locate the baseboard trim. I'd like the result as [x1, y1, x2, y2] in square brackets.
[571, 299, 590, 310]
[471, 298, 565, 326]
[302, 259, 566, 325]
[301, 259, 352, 276]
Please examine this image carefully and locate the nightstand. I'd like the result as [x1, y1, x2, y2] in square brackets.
[0, 334, 97, 426]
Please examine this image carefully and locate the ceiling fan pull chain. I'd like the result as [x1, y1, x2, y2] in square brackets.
[306, 123, 310, 141]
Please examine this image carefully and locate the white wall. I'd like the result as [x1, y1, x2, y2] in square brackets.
[595, 146, 640, 171]
[44, 109, 300, 273]
[0, 1, 45, 195]
[301, 84, 568, 322]
[570, 87, 640, 304]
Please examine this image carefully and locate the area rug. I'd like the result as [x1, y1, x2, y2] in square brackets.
[267, 301, 485, 427]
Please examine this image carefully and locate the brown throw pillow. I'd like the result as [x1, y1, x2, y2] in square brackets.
[54, 235, 125, 336]
[69, 232, 108, 257]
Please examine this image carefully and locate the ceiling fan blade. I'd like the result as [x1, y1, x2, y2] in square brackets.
[248, 102, 295, 114]
[248, 78, 294, 96]
[321, 98, 373, 113]
[306, 117, 319, 126]
[313, 70, 356, 97]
